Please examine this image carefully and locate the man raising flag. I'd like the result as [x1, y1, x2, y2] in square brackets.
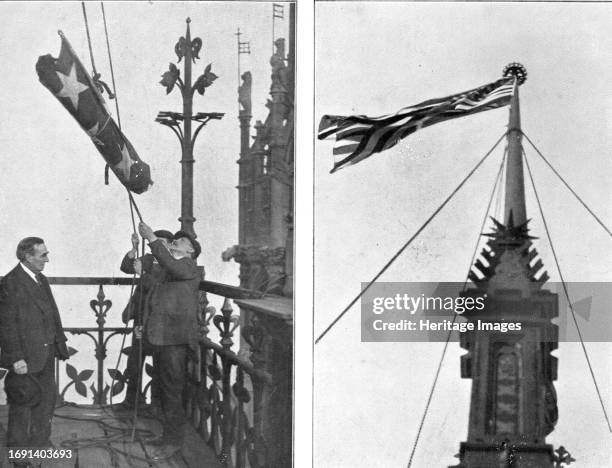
[318, 73, 516, 173]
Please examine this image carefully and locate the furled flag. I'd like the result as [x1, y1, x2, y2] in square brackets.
[318, 76, 515, 173]
[36, 32, 152, 194]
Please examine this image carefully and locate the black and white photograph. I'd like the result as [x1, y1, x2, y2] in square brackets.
[1, 1, 612, 468]
[315, 2, 611, 467]
[0, 2, 294, 467]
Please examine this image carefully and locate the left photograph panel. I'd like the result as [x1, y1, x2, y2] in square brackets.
[0, 2, 294, 467]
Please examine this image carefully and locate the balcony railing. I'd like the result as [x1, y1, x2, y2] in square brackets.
[2, 276, 273, 468]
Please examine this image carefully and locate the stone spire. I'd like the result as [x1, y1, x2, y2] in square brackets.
[452, 65, 562, 468]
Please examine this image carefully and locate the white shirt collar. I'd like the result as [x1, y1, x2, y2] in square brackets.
[20, 262, 39, 283]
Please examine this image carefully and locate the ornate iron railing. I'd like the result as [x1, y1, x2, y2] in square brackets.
[186, 293, 273, 468]
[20, 276, 274, 467]
[56, 283, 132, 404]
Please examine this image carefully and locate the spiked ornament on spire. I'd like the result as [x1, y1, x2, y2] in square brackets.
[468, 64, 549, 291]
[484, 213, 537, 243]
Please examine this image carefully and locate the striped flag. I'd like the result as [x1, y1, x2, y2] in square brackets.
[319, 76, 515, 173]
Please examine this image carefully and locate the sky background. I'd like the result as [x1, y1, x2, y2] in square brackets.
[0, 1, 289, 402]
[315, 2, 611, 467]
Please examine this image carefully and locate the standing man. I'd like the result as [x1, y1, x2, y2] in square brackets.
[116, 230, 174, 413]
[0, 237, 70, 467]
[137, 222, 201, 461]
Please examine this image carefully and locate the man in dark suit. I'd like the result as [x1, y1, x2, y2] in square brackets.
[137, 222, 201, 461]
[0, 237, 69, 467]
[115, 230, 173, 412]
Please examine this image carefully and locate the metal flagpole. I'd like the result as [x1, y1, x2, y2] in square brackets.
[272, 3, 284, 54]
[236, 28, 251, 115]
[236, 28, 241, 114]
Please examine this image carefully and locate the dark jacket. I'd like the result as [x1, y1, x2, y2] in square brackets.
[120, 253, 166, 324]
[145, 240, 200, 347]
[0, 265, 68, 372]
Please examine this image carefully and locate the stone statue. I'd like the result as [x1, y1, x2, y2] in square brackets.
[238, 71, 252, 115]
[270, 38, 287, 88]
[221, 245, 238, 262]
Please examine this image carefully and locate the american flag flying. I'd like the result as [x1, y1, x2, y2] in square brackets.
[36, 32, 152, 194]
[318, 76, 515, 173]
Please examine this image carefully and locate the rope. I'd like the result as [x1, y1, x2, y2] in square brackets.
[78, 3, 151, 456]
[79, 0, 132, 409]
[98, 3, 147, 439]
[462, 146, 507, 292]
[522, 132, 612, 238]
[122, 190, 147, 445]
[127, 191, 144, 223]
[99, 0, 144, 410]
[101, 2, 122, 130]
[315, 132, 507, 344]
[100, 2, 120, 183]
[523, 148, 612, 433]
[130, 237, 147, 444]
[407, 141, 507, 468]
[81, 2, 98, 76]
[493, 147, 506, 220]
[105, 193, 141, 413]
[406, 316, 456, 468]
[54, 406, 157, 466]
[128, 192, 138, 230]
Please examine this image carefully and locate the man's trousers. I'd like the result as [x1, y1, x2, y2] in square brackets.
[124, 335, 161, 406]
[156, 344, 188, 445]
[7, 351, 56, 449]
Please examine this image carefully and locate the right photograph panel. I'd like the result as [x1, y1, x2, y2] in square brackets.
[314, 2, 612, 467]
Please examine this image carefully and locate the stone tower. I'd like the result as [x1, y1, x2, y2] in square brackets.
[232, 12, 294, 297]
[225, 5, 294, 468]
[452, 65, 559, 467]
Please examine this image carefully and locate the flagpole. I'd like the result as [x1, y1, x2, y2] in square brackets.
[503, 63, 528, 225]
[236, 28, 241, 115]
[272, 3, 284, 55]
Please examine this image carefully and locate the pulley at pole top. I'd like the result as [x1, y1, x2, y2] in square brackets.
[503, 62, 527, 85]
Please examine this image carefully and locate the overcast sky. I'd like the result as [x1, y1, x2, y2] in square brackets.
[315, 2, 611, 467]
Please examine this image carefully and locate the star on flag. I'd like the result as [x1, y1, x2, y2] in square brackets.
[114, 143, 135, 177]
[54, 63, 88, 112]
